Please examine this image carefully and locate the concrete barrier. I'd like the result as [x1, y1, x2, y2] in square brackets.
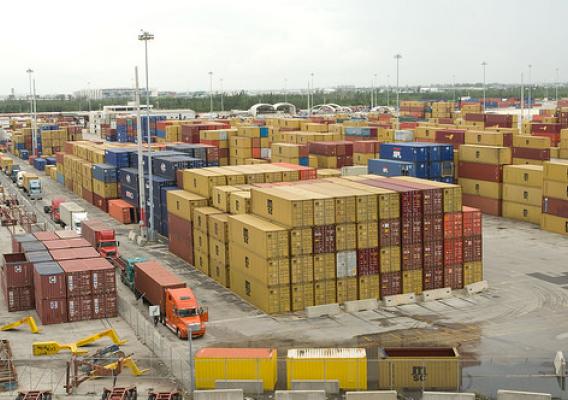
[275, 390, 326, 400]
[291, 380, 339, 394]
[128, 230, 137, 241]
[346, 390, 397, 400]
[136, 235, 146, 246]
[306, 303, 341, 318]
[421, 287, 452, 302]
[215, 380, 264, 394]
[497, 390, 551, 400]
[344, 299, 378, 312]
[423, 392, 475, 400]
[194, 389, 244, 400]
[383, 293, 416, 307]
[466, 280, 488, 295]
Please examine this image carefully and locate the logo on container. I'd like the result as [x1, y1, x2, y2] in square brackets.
[160, 163, 167, 173]
[126, 175, 131, 184]
[393, 149, 402, 159]
[48, 276, 57, 284]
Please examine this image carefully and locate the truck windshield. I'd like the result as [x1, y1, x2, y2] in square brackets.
[100, 241, 117, 247]
[177, 308, 197, 317]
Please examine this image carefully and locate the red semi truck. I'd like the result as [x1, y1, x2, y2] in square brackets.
[43, 197, 66, 223]
[81, 219, 119, 259]
[134, 260, 208, 339]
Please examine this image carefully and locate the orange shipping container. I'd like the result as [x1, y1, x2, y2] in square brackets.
[108, 199, 138, 224]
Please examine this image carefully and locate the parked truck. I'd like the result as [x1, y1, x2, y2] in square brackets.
[59, 202, 88, 233]
[43, 197, 66, 223]
[10, 165, 21, 182]
[22, 173, 42, 200]
[133, 260, 208, 339]
[82, 219, 119, 259]
[113, 256, 147, 290]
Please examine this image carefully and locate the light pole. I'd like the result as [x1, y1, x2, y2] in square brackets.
[310, 72, 315, 108]
[208, 71, 213, 114]
[371, 74, 376, 109]
[220, 78, 224, 112]
[87, 81, 92, 113]
[528, 64, 532, 109]
[134, 67, 147, 240]
[307, 80, 311, 115]
[386, 74, 390, 107]
[284, 78, 288, 102]
[481, 61, 487, 112]
[394, 54, 402, 128]
[452, 75, 456, 103]
[138, 29, 155, 241]
[187, 324, 197, 397]
[26, 69, 37, 156]
[556, 68, 560, 102]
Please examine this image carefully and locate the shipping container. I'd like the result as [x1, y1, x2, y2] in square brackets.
[377, 347, 460, 390]
[230, 271, 290, 314]
[228, 214, 289, 259]
[2, 253, 33, 288]
[33, 262, 66, 300]
[20, 241, 47, 253]
[92, 293, 118, 318]
[49, 247, 100, 261]
[58, 259, 92, 297]
[33, 231, 59, 241]
[36, 297, 67, 325]
[67, 295, 93, 322]
[195, 348, 278, 390]
[12, 233, 37, 252]
[42, 238, 91, 250]
[134, 260, 186, 313]
[2, 285, 34, 312]
[286, 348, 367, 390]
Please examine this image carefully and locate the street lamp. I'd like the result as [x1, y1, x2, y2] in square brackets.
[528, 64, 533, 109]
[371, 74, 377, 109]
[386, 74, 391, 107]
[220, 78, 224, 112]
[394, 54, 402, 128]
[138, 29, 155, 241]
[186, 323, 199, 397]
[26, 69, 37, 156]
[452, 75, 456, 103]
[208, 72, 213, 114]
[134, 66, 147, 240]
[556, 68, 560, 102]
[481, 61, 487, 112]
[310, 72, 315, 109]
[284, 78, 288, 103]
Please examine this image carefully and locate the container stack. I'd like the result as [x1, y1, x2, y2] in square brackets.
[271, 143, 309, 166]
[343, 127, 378, 141]
[512, 135, 551, 165]
[431, 102, 454, 120]
[200, 129, 238, 166]
[462, 207, 483, 286]
[459, 144, 512, 216]
[502, 165, 543, 224]
[92, 163, 118, 212]
[208, 213, 231, 287]
[560, 130, 568, 159]
[1, 252, 35, 312]
[308, 141, 354, 168]
[541, 160, 568, 236]
[192, 207, 223, 276]
[353, 141, 380, 166]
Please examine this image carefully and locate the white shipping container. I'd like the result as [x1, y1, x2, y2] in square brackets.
[336, 251, 357, 278]
[394, 130, 414, 142]
[261, 148, 272, 159]
[341, 166, 368, 176]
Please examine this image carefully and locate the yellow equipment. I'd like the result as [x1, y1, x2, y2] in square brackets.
[0, 316, 42, 334]
[98, 356, 149, 377]
[33, 328, 128, 356]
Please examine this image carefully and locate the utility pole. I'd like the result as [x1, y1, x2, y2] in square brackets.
[220, 78, 224, 112]
[310, 73, 315, 109]
[556, 68, 560, 102]
[481, 61, 487, 112]
[26, 69, 36, 156]
[138, 29, 155, 241]
[528, 64, 533, 110]
[394, 54, 402, 129]
[134, 67, 147, 240]
[208, 71, 213, 114]
[284, 78, 288, 102]
[520, 72, 524, 130]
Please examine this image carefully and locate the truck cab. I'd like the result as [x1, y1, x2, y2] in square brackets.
[10, 165, 21, 182]
[16, 171, 26, 188]
[44, 197, 66, 223]
[165, 287, 208, 339]
[96, 229, 119, 259]
[116, 256, 147, 289]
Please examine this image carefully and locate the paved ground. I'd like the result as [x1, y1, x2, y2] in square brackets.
[3, 154, 568, 398]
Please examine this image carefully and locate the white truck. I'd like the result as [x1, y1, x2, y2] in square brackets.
[59, 202, 88, 233]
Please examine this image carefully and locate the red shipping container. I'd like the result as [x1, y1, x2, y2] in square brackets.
[49, 247, 100, 261]
[444, 264, 464, 289]
[423, 241, 444, 269]
[353, 140, 380, 154]
[33, 262, 66, 300]
[401, 216, 423, 245]
[134, 261, 186, 314]
[463, 236, 482, 262]
[34, 231, 59, 241]
[423, 213, 444, 242]
[58, 260, 92, 296]
[43, 238, 91, 250]
[176, 169, 184, 188]
[85, 258, 116, 294]
[402, 243, 423, 271]
[423, 266, 444, 290]
[462, 206, 482, 236]
[2, 253, 33, 288]
[83, 189, 94, 205]
[465, 113, 485, 122]
[543, 196, 568, 218]
[56, 230, 80, 239]
[458, 162, 503, 182]
[12, 233, 37, 253]
[93, 194, 112, 213]
[67, 296, 93, 322]
[92, 293, 118, 318]
[435, 129, 466, 145]
[444, 239, 463, 266]
[378, 218, 401, 247]
[380, 271, 402, 297]
[444, 212, 463, 239]
[313, 225, 336, 254]
[36, 298, 67, 325]
[512, 147, 550, 161]
[462, 194, 501, 217]
[2, 285, 35, 312]
[168, 213, 194, 264]
[356, 248, 380, 276]
[531, 123, 561, 134]
[389, 179, 444, 215]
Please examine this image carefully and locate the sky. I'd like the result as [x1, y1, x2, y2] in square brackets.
[1, 0, 566, 95]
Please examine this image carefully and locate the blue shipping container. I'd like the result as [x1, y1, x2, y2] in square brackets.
[92, 164, 118, 183]
[368, 159, 416, 177]
[379, 143, 429, 162]
[152, 156, 203, 180]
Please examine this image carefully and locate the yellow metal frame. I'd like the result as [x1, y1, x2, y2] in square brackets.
[97, 357, 149, 377]
[33, 328, 128, 356]
[0, 316, 42, 334]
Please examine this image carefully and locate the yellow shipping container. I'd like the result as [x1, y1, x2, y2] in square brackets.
[250, 187, 314, 227]
[230, 191, 251, 214]
[166, 190, 208, 221]
[210, 258, 230, 288]
[459, 178, 502, 199]
[193, 207, 223, 233]
[465, 130, 510, 147]
[544, 159, 568, 182]
[228, 214, 289, 259]
[358, 274, 380, 300]
[195, 348, 278, 391]
[230, 244, 290, 286]
[380, 247, 401, 273]
[402, 270, 423, 295]
[459, 144, 512, 165]
[541, 213, 568, 236]
[543, 180, 568, 201]
[92, 180, 117, 198]
[502, 184, 542, 207]
[463, 261, 483, 286]
[230, 270, 290, 314]
[503, 165, 543, 188]
[208, 213, 229, 243]
[290, 227, 313, 256]
[183, 169, 227, 198]
[193, 230, 208, 254]
[313, 253, 336, 281]
[356, 222, 379, 249]
[314, 279, 337, 305]
[513, 135, 551, 148]
[335, 223, 357, 251]
[286, 348, 367, 390]
[377, 347, 460, 390]
[336, 277, 358, 303]
[291, 282, 315, 311]
[290, 255, 314, 284]
[194, 249, 210, 275]
[209, 238, 228, 266]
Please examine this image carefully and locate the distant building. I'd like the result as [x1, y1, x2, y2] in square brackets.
[74, 87, 152, 100]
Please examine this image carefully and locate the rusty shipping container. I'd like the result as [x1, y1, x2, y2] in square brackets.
[444, 239, 463, 266]
[463, 236, 482, 262]
[49, 247, 100, 261]
[67, 295, 93, 322]
[33, 262, 66, 300]
[401, 243, 423, 271]
[423, 213, 443, 242]
[43, 238, 91, 250]
[11, 233, 37, 252]
[462, 194, 501, 216]
[379, 219, 401, 247]
[2, 253, 33, 288]
[458, 162, 503, 182]
[390, 179, 444, 215]
[168, 213, 194, 264]
[36, 298, 67, 325]
[444, 265, 464, 289]
[443, 213, 463, 239]
[58, 260, 92, 297]
[423, 241, 444, 269]
[380, 271, 402, 297]
[134, 260, 186, 313]
[356, 247, 380, 275]
[462, 206, 482, 236]
[313, 225, 336, 254]
[83, 258, 116, 294]
[92, 293, 118, 318]
[33, 231, 59, 241]
[423, 266, 444, 290]
[2, 284, 35, 312]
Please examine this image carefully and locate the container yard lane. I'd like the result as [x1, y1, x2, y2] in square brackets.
[4, 152, 568, 396]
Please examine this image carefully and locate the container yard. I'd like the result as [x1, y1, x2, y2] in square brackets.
[2, 2, 568, 398]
